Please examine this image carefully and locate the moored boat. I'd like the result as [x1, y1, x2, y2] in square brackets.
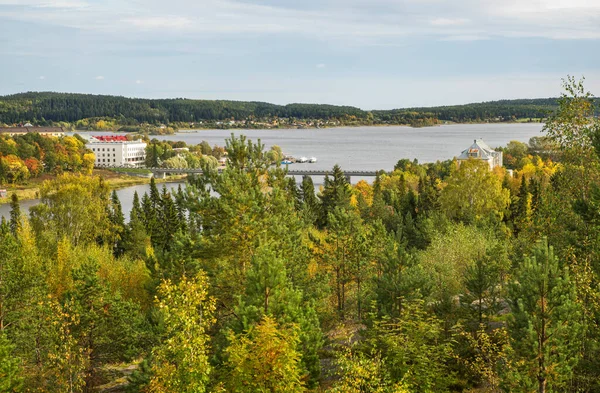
[308, 157, 317, 163]
[298, 157, 308, 163]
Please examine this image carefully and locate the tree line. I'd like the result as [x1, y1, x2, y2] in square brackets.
[0, 77, 600, 392]
[3, 92, 597, 128]
[0, 133, 93, 184]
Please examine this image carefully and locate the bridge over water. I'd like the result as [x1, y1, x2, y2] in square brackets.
[106, 167, 382, 183]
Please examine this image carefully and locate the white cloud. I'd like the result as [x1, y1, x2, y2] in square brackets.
[316, 64, 326, 69]
[95, 75, 104, 80]
[430, 17, 469, 26]
[135, 79, 143, 84]
[34, 0, 89, 8]
[0, 0, 88, 7]
[1, 0, 600, 43]
[441, 34, 489, 41]
[122, 16, 192, 30]
[38, 75, 45, 80]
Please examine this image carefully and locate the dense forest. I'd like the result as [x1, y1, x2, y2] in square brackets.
[3, 92, 597, 130]
[0, 92, 367, 127]
[1, 78, 600, 393]
[374, 98, 563, 123]
[0, 133, 93, 184]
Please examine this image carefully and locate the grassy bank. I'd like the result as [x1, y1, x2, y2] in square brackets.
[0, 169, 185, 204]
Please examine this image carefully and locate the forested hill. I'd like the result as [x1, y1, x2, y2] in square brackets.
[0, 91, 591, 127]
[387, 98, 563, 123]
[0, 92, 365, 125]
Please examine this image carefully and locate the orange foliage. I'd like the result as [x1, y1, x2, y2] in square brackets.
[24, 157, 42, 177]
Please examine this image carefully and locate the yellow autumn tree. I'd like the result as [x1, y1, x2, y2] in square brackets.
[29, 174, 112, 247]
[148, 271, 216, 393]
[225, 316, 305, 392]
[82, 152, 95, 175]
[439, 159, 510, 223]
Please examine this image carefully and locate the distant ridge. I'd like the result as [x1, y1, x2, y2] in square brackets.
[0, 91, 593, 126]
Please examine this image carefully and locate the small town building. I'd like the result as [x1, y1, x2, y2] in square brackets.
[457, 139, 503, 170]
[0, 126, 65, 137]
[86, 135, 147, 167]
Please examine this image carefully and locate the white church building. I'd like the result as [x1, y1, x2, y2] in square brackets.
[457, 139, 503, 170]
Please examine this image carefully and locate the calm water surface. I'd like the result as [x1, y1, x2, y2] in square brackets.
[0, 182, 186, 221]
[2, 124, 543, 218]
[150, 123, 544, 171]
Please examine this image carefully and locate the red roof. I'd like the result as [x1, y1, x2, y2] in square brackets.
[92, 135, 129, 142]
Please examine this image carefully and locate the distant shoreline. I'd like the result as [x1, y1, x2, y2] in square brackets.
[68, 120, 545, 135]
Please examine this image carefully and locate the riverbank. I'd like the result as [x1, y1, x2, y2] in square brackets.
[0, 170, 185, 204]
[66, 118, 546, 135]
[164, 119, 545, 132]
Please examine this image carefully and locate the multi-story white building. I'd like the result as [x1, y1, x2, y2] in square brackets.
[86, 135, 147, 167]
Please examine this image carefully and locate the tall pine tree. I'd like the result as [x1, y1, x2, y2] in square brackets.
[506, 237, 582, 393]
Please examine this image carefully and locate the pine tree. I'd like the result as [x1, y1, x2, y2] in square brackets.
[174, 184, 188, 233]
[460, 250, 503, 328]
[374, 231, 427, 318]
[0, 217, 9, 236]
[506, 237, 582, 393]
[125, 191, 149, 260]
[141, 192, 157, 238]
[529, 177, 542, 213]
[371, 300, 456, 392]
[400, 189, 418, 220]
[319, 164, 351, 228]
[157, 186, 179, 251]
[512, 175, 531, 235]
[234, 244, 323, 385]
[369, 174, 394, 229]
[285, 177, 302, 211]
[149, 177, 160, 209]
[225, 133, 269, 171]
[108, 190, 126, 257]
[300, 175, 320, 225]
[417, 175, 439, 214]
[131, 191, 142, 221]
[323, 207, 367, 319]
[0, 333, 23, 392]
[150, 143, 160, 167]
[9, 193, 21, 236]
[67, 259, 145, 392]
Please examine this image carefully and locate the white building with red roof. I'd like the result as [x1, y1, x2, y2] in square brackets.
[86, 135, 147, 167]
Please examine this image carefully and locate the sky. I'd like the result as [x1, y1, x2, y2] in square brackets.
[1, 0, 600, 109]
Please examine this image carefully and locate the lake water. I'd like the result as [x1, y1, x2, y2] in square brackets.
[0, 181, 186, 221]
[149, 123, 544, 172]
[2, 123, 544, 219]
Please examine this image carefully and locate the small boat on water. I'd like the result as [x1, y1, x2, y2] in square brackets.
[308, 157, 317, 163]
[281, 159, 293, 165]
[298, 157, 308, 163]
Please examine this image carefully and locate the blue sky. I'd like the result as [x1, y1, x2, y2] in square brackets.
[1, 0, 600, 109]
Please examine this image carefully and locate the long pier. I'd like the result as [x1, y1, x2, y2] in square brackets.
[105, 167, 381, 183]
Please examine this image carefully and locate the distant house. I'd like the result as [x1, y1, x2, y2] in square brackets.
[0, 126, 65, 137]
[457, 139, 503, 170]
